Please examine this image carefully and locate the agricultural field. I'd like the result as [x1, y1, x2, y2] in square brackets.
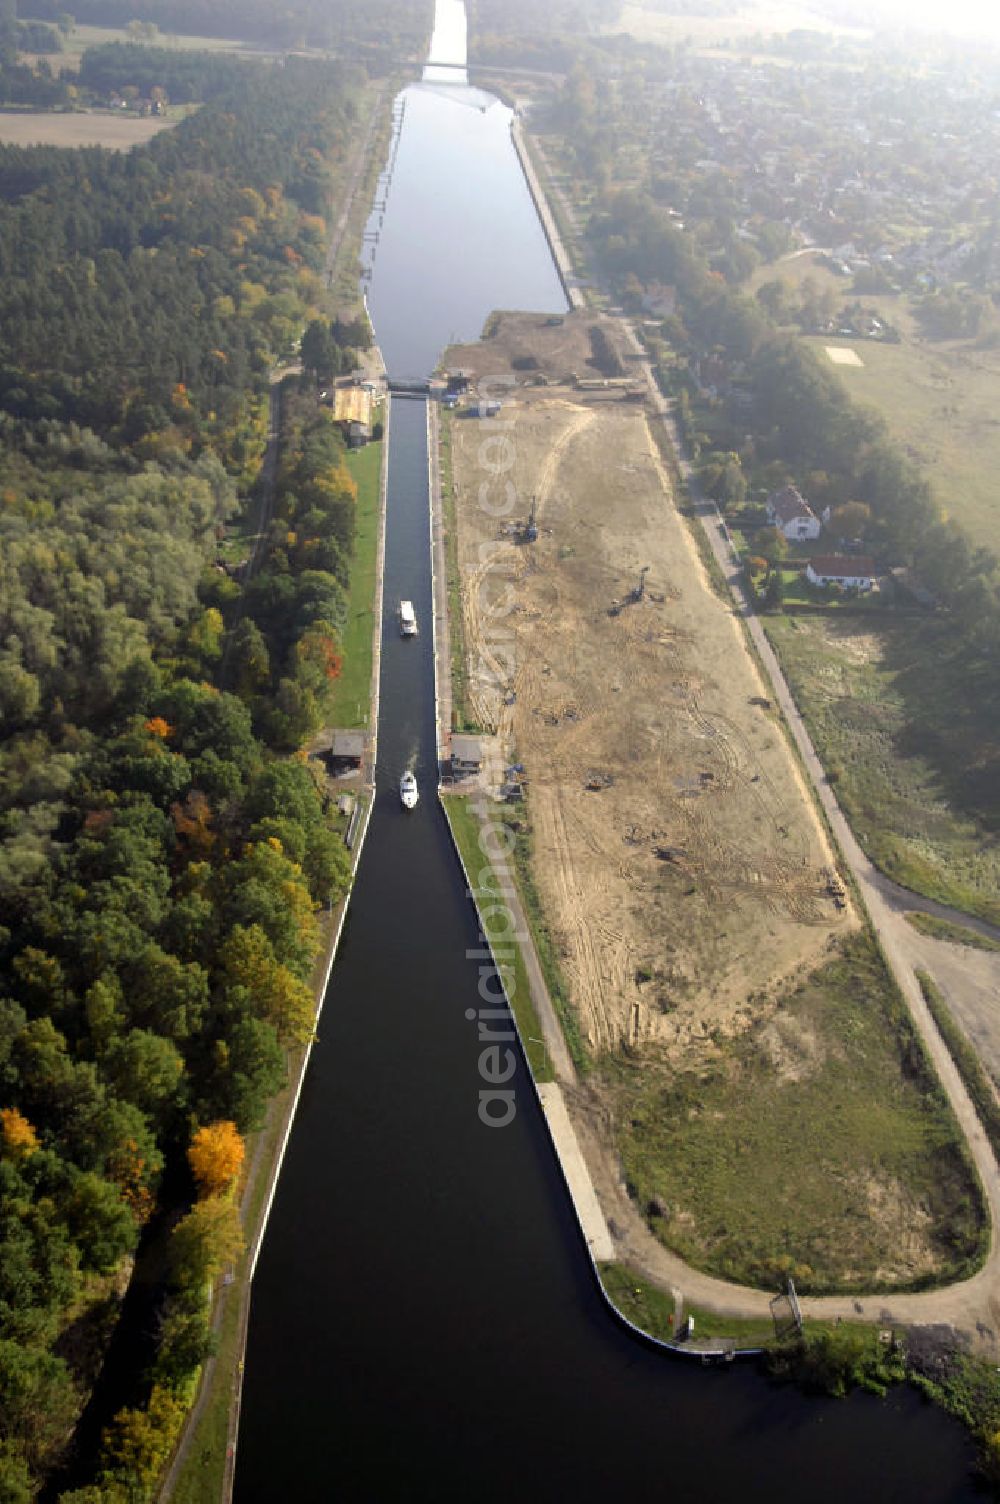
[744, 252, 1000, 553]
[605, 0, 869, 48]
[800, 327, 1000, 555]
[328, 429, 384, 730]
[20, 23, 262, 73]
[765, 613, 1000, 923]
[0, 110, 181, 148]
[444, 319, 987, 1289]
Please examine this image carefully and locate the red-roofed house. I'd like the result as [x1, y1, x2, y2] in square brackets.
[806, 556, 878, 591]
[765, 485, 821, 542]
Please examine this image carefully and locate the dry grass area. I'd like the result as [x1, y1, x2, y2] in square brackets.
[766, 613, 1000, 922]
[745, 253, 1000, 553]
[448, 369, 851, 1063]
[607, 933, 986, 1292]
[607, 0, 870, 47]
[0, 112, 180, 149]
[21, 22, 260, 74]
[443, 308, 633, 386]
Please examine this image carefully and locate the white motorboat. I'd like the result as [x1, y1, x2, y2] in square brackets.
[399, 600, 417, 636]
[400, 770, 419, 810]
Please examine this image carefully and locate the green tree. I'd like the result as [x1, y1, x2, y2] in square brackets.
[756, 526, 789, 563]
[167, 1198, 243, 1294]
[219, 925, 315, 1043]
[0, 1440, 32, 1504]
[126, 946, 209, 1041]
[226, 619, 271, 700]
[0, 0, 15, 69]
[301, 319, 338, 383]
[764, 568, 785, 612]
[65, 1173, 137, 1275]
[0, 1340, 78, 1473]
[827, 501, 871, 539]
[99, 1384, 184, 1498]
[102, 1030, 184, 1119]
[151, 1307, 216, 1391]
[199, 1012, 284, 1132]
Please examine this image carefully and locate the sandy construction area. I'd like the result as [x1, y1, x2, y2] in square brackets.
[450, 389, 852, 1060]
[0, 112, 179, 149]
[825, 345, 864, 366]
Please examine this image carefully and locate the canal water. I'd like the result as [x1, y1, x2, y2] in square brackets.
[234, 7, 980, 1499]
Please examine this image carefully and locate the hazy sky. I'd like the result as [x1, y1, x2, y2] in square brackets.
[867, 0, 1000, 39]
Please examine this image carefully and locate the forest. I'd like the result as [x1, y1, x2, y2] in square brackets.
[467, 0, 622, 68]
[0, 51, 372, 1503]
[21, 0, 432, 56]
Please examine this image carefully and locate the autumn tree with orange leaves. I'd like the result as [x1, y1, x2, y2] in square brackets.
[187, 1120, 245, 1198]
[1, 1106, 39, 1159]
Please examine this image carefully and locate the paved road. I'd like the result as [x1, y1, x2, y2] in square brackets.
[871, 868, 1000, 946]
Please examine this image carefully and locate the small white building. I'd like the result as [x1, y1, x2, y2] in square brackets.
[806, 555, 878, 591]
[766, 485, 821, 543]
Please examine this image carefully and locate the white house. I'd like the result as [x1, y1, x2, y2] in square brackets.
[806, 555, 878, 591]
[765, 485, 821, 543]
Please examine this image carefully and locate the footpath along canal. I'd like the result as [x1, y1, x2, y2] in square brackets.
[233, 3, 981, 1497]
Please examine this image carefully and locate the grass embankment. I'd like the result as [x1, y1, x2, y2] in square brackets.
[327, 432, 383, 728]
[444, 796, 554, 1083]
[515, 127, 592, 299]
[907, 912, 1000, 951]
[327, 80, 396, 314]
[165, 1278, 241, 1504]
[918, 971, 1000, 1164]
[506, 804, 589, 1074]
[438, 410, 474, 731]
[603, 934, 987, 1294]
[765, 613, 1000, 925]
[600, 1263, 776, 1348]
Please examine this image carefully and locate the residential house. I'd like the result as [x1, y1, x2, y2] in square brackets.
[806, 555, 878, 591]
[765, 485, 821, 543]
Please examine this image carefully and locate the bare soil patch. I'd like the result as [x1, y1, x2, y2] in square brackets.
[444, 308, 634, 386]
[449, 385, 850, 1061]
[825, 344, 864, 367]
[0, 112, 179, 149]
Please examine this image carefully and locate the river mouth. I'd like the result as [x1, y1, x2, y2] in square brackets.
[233, 7, 980, 1500]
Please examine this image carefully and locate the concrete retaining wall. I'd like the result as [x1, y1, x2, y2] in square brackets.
[509, 116, 581, 312]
